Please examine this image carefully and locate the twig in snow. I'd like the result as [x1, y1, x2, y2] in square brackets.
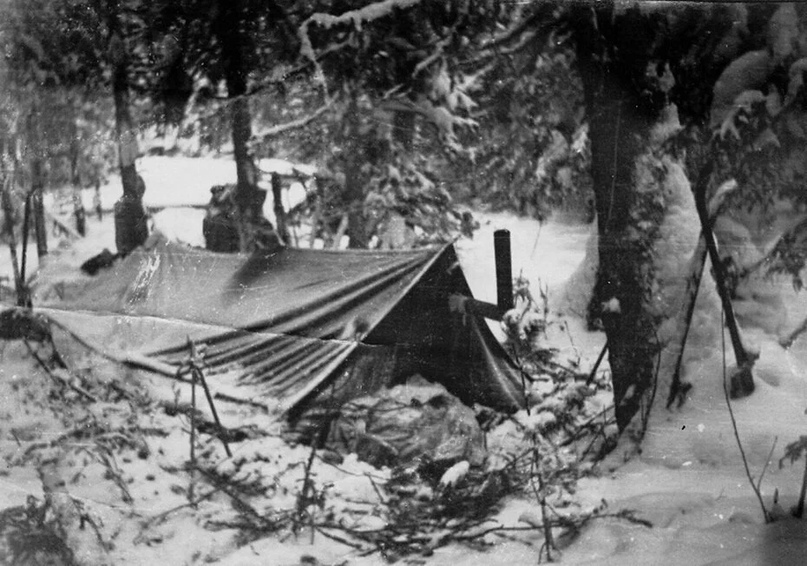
[194, 465, 281, 532]
[780, 315, 807, 349]
[721, 308, 771, 523]
[585, 342, 608, 386]
[24, 340, 98, 402]
[140, 487, 222, 529]
[214, 392, 269, 412]
[638, 328, 663, 442]
[757, 436, 778, 492]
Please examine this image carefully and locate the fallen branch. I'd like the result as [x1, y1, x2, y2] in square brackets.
[316, 506, 653, 559]
[194, 465, 282, 532]
[24, 340, 98, 403]
[214, 392, 269, 412]
[667, 233, 708, 408]
[585, 342, 608, 386]
[140, 487, 222, 530]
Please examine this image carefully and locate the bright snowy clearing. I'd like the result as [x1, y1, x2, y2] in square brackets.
[1, 156, 806, 565]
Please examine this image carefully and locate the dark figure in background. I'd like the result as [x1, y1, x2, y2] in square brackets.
[460, 211, 480, 239]
[114, 174, 148, 256]
[73, 188, 86, 236]
[203, 184, 282, 253]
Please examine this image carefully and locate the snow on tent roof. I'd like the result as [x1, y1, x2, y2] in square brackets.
[41, 236, 525, 414]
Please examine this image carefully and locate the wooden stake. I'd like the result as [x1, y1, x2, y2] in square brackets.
[693, 162, 755, 398]
[189, 364, 197, 505]
[181, 338, 231, 457]
[193, 364, 232, 457]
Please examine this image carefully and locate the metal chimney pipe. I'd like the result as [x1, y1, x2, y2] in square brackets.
[494, 229, 513, 313]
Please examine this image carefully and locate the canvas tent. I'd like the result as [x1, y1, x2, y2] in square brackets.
[39, 235, 525, 416]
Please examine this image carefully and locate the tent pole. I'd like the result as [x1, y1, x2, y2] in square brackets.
[494, 229, 513, 312]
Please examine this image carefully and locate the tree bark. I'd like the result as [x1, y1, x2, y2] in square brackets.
[573, 8, 662, 432]
[109, 22, 148, 256]
[215, 0, 271, 252]
[31, 173, 47, 259]
[1, 175, 28, 307]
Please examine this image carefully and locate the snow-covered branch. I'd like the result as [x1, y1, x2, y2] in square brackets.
[251, 103, 331, 143]
[299, 0, 424, 78]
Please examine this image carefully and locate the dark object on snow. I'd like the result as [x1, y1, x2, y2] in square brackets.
[203, 183, 282, 253]
[460, 211, 479, 239]
[326, 377, 486, 470]
[80, 248, 119, 275]
[0, 308, 50, 341]
[41, 234, 525, 417]
[0, 496, 74, 565]
[203, 184, 240, 252]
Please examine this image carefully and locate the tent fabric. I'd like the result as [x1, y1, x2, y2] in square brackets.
[41, 235, 525, 413]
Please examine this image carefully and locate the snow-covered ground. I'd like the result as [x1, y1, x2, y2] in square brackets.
[2, 155, 807, 564]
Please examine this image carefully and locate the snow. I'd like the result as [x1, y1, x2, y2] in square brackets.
[3, 155, 807, 564]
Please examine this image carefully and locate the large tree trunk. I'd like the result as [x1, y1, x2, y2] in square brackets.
[109, 25, 148, 256]
[215, 0, 274, 252]
[573, 9, 663, 432]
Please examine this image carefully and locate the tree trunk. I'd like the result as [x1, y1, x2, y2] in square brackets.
[1, 175, 28, 307]
[271, 173, 289, 245]
[70, 132, 86, 237]
[31, 174, 47, 259]
[573, 10, 662, 432]
[27, 108, 47, 259]
[343, 93, 369, 249]
[215, 0, 272, 252]
[109, 25, 148, 256]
